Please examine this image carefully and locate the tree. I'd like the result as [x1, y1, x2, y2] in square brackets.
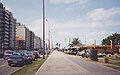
[55, 43, 60, 49]
[55, 43, 59, 47]
[101, 33, 120, 45]
[69, 38, 82, 47]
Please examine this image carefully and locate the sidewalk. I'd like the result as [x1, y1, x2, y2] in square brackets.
[35, 51, 89, 75]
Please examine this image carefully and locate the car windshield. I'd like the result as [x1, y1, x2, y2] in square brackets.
[13, 51, 21, 56]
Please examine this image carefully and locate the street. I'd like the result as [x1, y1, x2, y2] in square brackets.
[0, 58, 22, 75]
[36, 51, 120, 75]
[67, 54, 120, 74]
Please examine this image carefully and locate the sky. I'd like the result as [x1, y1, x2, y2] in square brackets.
[0, 0, 120, 48]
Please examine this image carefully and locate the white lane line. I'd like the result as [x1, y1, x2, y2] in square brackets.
[0, 65, 6, 68]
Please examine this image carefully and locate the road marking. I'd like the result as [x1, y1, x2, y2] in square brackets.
[0, 65, 6, 68]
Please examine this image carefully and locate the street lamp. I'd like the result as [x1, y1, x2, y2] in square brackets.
[46, 19, 51, 50]
[42, 0, 45, 59]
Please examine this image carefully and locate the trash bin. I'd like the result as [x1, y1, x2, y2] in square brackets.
[90, 49, 98, 61]
[104, 57, 109, 63]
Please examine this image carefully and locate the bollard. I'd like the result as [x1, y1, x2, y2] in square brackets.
[104, 57, 109, 63]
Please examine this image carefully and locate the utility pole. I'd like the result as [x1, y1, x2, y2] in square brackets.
[42, 0, 45, 59]
[47, 19, 50, 50]
[94, 40, 96, 48]
[110, 40, 112, 49]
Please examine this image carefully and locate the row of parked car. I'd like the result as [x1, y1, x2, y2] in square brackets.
[63, 48, 106, 58]
[3, 50, 41, 67]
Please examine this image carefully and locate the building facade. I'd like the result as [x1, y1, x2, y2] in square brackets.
[16, 22, 26, 49]
[0, 2, 42, 52]
[30, 31, 35, 50]
[0, 2, 16, 51]
[34, 36, 39, 50]
[16, 22, 35, 50]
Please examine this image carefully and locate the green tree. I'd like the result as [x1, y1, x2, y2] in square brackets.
[55, 43, 59, 47]
[101, 33, 120, 45]
[55, 43, 60, 49]
[69, 38, 82, 47]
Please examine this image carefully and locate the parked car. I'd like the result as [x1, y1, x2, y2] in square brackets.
[7, 51, 25, 66]
[77, 50, 91, 57]
[17, 50, 33, 64]
[26, 51, 35, 61]
[3, 50, 14, 60]
[97, 53, 106, 57]
[67, 48, 78, 55]
[33, 51, 40, 59]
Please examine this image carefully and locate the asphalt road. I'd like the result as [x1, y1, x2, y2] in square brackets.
[0, 58, 22, 75]
[66, 54, 120, 75]
[36, 51, 120, 75]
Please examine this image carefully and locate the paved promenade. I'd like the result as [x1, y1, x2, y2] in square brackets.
[35, 51, 120, 75]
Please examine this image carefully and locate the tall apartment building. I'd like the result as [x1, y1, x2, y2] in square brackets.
[16, 22, 26, 49]
[16, 22, 35, 50]
[30, 31, 35, 50]
[0, 2, 16, 51]
[10, 14, 16, 49]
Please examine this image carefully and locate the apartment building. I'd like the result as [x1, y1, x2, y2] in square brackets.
[16, 22, 35, 50]
[30, 31, 35, 50]
[16, 22, 26, 49]
[0, 2, 16, 51]
[0, 2, 42, 51]
[34, 36, 41, 50]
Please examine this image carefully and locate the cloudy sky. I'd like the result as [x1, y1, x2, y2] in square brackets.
[1, 0, 120, 48]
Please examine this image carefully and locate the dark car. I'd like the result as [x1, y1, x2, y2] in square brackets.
[26, 51, 35, 61]
[7, 52, 25, 66]
[33, 51, 40, 59]
[67, 48, 78, 55]
[16, 50, 32, 64]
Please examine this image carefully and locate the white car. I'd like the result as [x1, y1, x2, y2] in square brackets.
[77, 50, 91, 57]
[3, 50, 13, 60]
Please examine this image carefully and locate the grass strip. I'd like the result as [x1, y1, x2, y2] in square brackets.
[11, 58, 46, 75]
[108, 62, 120, 66]
[105, 65, 120, 71]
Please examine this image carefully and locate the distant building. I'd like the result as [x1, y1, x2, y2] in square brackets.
[25, 27, 30, 50]
[16, 22, 26, 49]
[16, 22, 35, 50]
[16, 37, 25, 49]
[82, 45, 120, 54]
[34, 36, 42, 50]
[30, 31, 35, 50]
[0, 2, 16, 51]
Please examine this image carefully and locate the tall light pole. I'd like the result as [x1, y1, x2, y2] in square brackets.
[48, 20, 50, 50]
[42, 0, 45, 59]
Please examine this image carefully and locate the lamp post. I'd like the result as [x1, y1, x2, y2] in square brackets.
[46, 19, 51, 50]
[42, 0, 45, 59]
[45, 39, 50, 50]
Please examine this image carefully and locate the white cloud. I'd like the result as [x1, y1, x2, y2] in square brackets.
[50, 0, 90, 5]
[87, 7, 120, 21]
[2, 2, 11, 11]
[28, 19, 42, 37]
[50, 0, 90, 12]
[28, 7, 120, 47]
